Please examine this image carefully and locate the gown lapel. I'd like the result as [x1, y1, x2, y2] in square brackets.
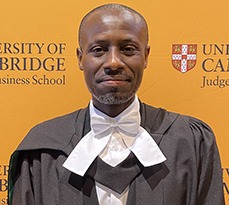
[125, 103, 178, 205]
[126, 163, 169, 205]
[61, 108, 100, 205]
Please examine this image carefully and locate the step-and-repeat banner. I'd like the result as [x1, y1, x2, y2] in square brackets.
[1, 0, 228, 204]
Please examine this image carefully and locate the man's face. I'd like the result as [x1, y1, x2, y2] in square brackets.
[77, 9, 150, 105]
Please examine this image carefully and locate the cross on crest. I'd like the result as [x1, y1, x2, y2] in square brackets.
[172, 44, 197, 73]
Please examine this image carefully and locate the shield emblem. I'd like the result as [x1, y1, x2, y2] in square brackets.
[172, 44, 197, 73]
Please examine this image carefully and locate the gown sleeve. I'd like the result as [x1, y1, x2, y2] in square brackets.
[8, 146, 67, 205]
[188, 117, 225, 205]
[8, 151, 35, 205]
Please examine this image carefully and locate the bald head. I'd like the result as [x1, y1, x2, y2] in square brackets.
[78, 3, 149, 48]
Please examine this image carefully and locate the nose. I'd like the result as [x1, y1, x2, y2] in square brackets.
[104, 48, 125, 74]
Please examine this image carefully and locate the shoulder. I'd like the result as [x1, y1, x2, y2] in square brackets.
[30, 109, 82, 135]
[141, 102, 216, 143]
[174, 113, 215, 141]
[17, 108, 88, 151]
[177, 114, 217, 149]
[164, 110, 217, 152]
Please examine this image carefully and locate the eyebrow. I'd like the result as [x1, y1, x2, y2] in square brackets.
[87, 40, 109, 49]
[87, 38, 140, 47]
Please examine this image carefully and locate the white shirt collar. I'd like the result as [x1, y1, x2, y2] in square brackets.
[63, 96, 166, 176]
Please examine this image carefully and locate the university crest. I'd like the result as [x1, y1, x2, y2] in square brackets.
[172, 44, 197, 73]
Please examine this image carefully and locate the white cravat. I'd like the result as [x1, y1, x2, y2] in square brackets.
[63, 96, 166, 205]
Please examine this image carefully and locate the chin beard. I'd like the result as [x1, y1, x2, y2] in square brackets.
[92, 92, 135, 105]
[86, 82, 138, 105]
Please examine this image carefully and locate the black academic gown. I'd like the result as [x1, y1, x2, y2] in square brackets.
[8, 103, 225, 205]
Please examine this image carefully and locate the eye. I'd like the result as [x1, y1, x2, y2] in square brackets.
[121, 45, 138, 56]
[90, 46, 107, 57]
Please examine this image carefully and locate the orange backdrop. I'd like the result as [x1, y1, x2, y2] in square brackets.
[0, 0, 228, 204]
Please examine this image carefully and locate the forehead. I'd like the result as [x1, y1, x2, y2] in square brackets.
[84, 9, 143, 27]
[80, 9, 147, 46]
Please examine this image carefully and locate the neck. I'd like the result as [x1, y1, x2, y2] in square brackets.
[92, 97, 135, 117]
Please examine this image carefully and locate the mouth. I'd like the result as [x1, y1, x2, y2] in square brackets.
[97, 76, 131, 85]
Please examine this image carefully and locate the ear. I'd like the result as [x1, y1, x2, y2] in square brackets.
[144, 45, 150, 69]
[76, 48, 83, 70]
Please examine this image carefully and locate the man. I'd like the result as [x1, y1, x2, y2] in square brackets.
[8, 3, 225, 205]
